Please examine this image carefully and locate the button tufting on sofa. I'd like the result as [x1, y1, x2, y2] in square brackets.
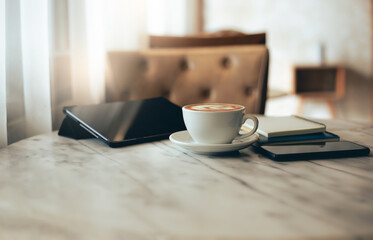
[200, 88, 211, 99]
[106, 45, 269, 114]
[179, 58, 189, 71]
[244, 86, 253, 96]
[162, 89, 170, 98]
[221, 56, 231, 68]
[138, 58, 148, 71]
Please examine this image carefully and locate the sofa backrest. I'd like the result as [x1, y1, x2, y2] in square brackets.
[106, 45, 269, 114]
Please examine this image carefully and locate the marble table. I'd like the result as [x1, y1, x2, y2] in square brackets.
[0, 118, 372, 240]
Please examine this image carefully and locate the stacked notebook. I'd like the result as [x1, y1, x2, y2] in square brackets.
[243, 116, 339, 145]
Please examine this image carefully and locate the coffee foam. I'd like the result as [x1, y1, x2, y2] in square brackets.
[185, 104, 244, 112]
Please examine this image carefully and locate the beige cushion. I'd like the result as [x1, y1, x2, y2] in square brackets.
[106, 45, 269, 114]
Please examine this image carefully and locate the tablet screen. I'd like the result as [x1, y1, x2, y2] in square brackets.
[62, 97, 186, 147]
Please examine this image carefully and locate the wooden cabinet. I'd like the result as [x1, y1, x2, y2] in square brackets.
[293, 65, 346, 118]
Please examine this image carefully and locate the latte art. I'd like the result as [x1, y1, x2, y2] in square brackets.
[185, 103, 244, 112]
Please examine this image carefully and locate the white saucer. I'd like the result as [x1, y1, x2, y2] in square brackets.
[169, 130, 259, 154]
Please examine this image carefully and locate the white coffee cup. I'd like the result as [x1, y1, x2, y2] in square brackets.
[182, 103, 258, 144]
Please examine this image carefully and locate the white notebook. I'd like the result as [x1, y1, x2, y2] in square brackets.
[244, 116, 326, 138]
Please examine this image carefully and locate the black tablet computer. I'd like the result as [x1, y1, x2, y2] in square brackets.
[254, 141, 370, 161]
[58, 97, 186, 147]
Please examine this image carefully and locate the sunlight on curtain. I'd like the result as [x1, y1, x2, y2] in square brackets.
[1, 0, 188, 148]
[67, 0, 92, 106]
[50, 0, 148, 131]
[147, 0, 187, 35]
[147, 0, 196, 35]
[20, 0, 52, 137]
[1, 0, 149, 147]
[103, 0, 148, 50]
[86, 0, 105, 105]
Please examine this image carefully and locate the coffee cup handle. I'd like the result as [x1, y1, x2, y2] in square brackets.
[236, 115, 259, 141]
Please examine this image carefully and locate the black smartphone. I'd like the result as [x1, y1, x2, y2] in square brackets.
[254, 141, 370, 161]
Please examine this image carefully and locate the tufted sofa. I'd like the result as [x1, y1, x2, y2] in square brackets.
[106, 45, 269, 114]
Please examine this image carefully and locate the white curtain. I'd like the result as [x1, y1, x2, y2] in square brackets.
[0, 0, 7, 148]
[0, 0, 148, 148]
[1, 0, 52, 147]
[0, 0, 194, 148]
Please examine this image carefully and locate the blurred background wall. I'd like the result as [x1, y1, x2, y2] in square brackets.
[204, 0, 371, 122]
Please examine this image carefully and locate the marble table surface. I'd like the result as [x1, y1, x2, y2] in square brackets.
[0, 118, 372, 240]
